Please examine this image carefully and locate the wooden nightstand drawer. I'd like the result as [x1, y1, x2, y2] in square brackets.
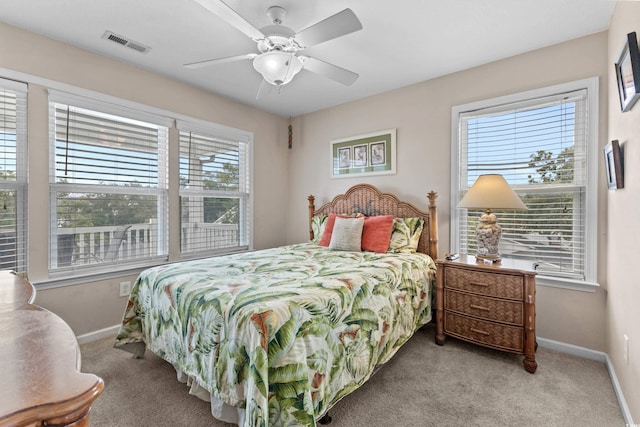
[444, 289, 523, 325]
[444, 312, 524, 353]
[444, 266, 523, 300]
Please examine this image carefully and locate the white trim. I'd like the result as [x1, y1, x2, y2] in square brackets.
[176, 118, 252, 144]
[537, 337, 634, 426]
[0, 78, 29, 274]
[48, 92, 173, 128]
[537, 336, 606, 362]
[605, 354, 636, 426]
[76, 324, 120, 345]
[33, 264, 153, 289]
[450, 77, 599, 289]
[536, 275, 600, 293]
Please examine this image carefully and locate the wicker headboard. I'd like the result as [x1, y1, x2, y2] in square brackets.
[308, 183, 439, 259]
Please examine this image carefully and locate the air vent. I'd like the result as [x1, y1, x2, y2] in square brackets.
[102, 31, 151, 54]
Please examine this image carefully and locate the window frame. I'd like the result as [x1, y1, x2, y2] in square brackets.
[176, 118, 253, 259]
[450, 77, 599, 292]
[47, 91, 172, 278]
[0, 78, 28, 275]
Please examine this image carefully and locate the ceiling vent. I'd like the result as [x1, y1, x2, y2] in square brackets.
[102, 31, 150, 54]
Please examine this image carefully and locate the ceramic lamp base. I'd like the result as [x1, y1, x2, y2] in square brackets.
[475, 254, 501, 264]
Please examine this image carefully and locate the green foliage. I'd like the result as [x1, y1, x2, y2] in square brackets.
[203, 163, 239, 224]
[204, 162, 239, 191]
[527, 146, 574, 184]
[56, 189, 156, 227]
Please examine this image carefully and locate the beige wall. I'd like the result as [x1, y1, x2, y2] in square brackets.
[0, 22, 289, 335]
[607, 2, 640, 421]
[287, 32, 610, 351]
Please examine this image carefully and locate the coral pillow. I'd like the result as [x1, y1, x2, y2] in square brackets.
[318, 213, 363, 246]
[361, 215, 394, 253]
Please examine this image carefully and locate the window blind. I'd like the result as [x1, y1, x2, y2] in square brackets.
[0, 79, 27, 274]
[50, 102, 168, 272]
[178, 126, 251, 255]
[457, 89, 588, 281]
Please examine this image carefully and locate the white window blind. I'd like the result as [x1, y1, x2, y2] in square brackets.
[178, 124, 251, 256]
[453, 83, 596, 285]
[49, 101, 169, 273]
[0, 79, 27, 274]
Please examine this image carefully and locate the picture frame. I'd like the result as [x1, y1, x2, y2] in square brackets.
[603, 140, 624, 190]
[614, 31, 640, 112]
[330, 129, 396, 178]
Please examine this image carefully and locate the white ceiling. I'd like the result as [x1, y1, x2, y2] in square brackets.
[1, 0, 615, 117]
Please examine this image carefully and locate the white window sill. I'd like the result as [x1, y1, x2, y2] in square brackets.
[536, 274, 599, 293]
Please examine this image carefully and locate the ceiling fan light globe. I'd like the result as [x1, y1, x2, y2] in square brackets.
[253, 51, 303, 86]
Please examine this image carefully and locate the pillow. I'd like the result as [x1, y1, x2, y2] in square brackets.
[361, 215, 394, 253]
[318, 213, 364, 246]
[329, 216, 365, 251]
[310, 214, 328, 244]
[388, 217, 424, 253]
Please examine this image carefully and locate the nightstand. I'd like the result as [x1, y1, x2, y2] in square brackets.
[435, 255, 537, 373]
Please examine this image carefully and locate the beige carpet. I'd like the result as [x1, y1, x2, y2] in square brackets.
[80, 324, 625, 426]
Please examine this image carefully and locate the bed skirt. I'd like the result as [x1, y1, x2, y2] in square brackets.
[176, 367, 247, 426]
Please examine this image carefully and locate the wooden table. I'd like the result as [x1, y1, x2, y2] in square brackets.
[0, 271, 104, 426]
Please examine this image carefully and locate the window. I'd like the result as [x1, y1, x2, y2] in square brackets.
[178, 120, 251, 256]
[0, 79, 27, 274]
[49, 95, 169, 275]
[451, 78, 598, 289]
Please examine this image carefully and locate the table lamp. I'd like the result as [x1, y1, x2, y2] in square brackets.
[458, 174, 527, 262]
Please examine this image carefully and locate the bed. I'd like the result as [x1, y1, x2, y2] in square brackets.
[114, 183, 439, 426]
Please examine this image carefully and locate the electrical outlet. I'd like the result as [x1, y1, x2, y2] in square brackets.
[119, 281, 131, 297]
[624, 334, 629, 364]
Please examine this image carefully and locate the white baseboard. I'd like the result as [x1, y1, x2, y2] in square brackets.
[76, 324, 120, 345]
[605, 353, 635, 426]
[537, 337, 606, 362]
[538, 337, 634, 425]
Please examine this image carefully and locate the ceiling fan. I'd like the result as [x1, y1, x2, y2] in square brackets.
[185, 0, 363, 87]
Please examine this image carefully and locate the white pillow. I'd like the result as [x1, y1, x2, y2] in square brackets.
[329, 216, 364, 251]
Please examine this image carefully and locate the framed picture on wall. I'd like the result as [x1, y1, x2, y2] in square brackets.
[603, 140, 624, 190]
[615, 31, 640, 112]
[330, 129, 396, 178]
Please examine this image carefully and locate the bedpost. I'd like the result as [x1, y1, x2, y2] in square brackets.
[427, 191, 439, 259]
[308, 195, 316, 241]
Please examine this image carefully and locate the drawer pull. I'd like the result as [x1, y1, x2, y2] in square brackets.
[470, 328, 489, 336]
[469, 304, 490, 312]
[469, 281, 489, 287]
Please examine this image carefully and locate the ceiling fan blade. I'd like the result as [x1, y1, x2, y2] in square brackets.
[184, 53, 256, 69]
[300, 56, 358, 86]
[294, 9, 362, 48]
[193, 0, 265, 40]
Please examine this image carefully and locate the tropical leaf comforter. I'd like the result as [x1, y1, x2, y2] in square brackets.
[114, 243, 436, 427]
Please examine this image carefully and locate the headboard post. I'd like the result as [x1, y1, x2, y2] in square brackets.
[427, 191, 439, 259]
[308, 195, 316, 241]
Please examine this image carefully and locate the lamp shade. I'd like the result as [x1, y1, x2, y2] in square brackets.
[252, 51, 303, 86]
[458, 174, 527, 210]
